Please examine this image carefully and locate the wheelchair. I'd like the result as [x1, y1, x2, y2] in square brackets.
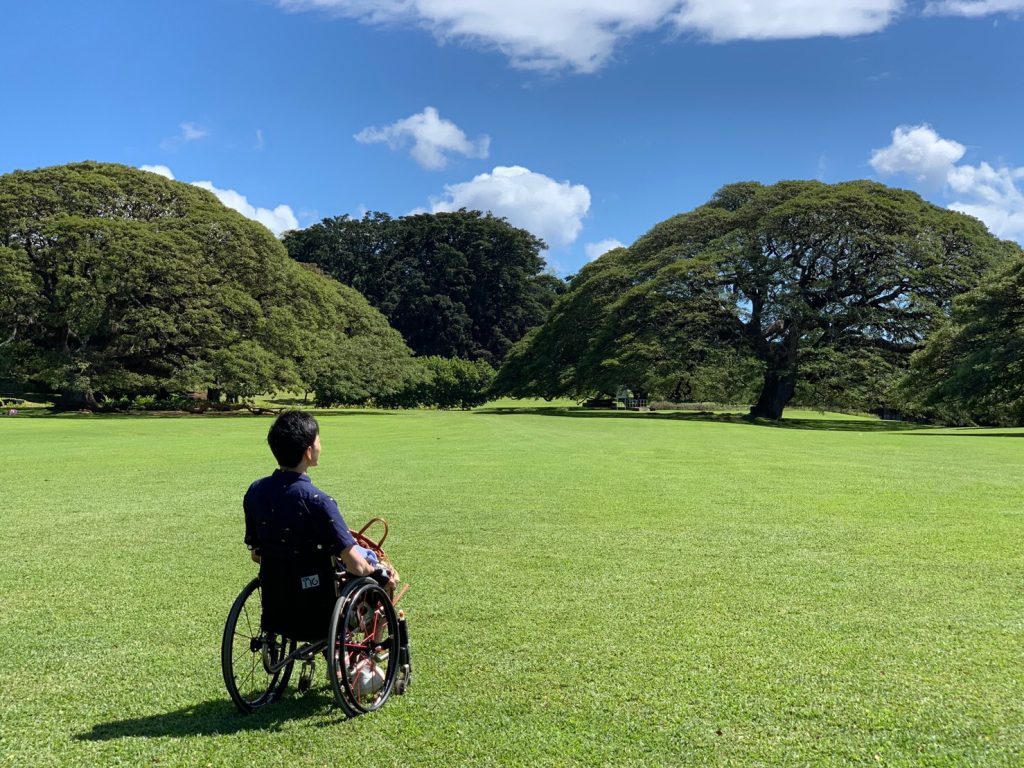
[221, 518, 412, 717]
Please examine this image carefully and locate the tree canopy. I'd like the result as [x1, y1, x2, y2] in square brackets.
[283, 210, 563, 365]
[901, 256, 1024, 425]
[0, 162, 414, 407]
[495, 180, 1019, 418]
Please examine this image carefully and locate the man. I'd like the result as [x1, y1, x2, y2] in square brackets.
[244, 410, 394, 638]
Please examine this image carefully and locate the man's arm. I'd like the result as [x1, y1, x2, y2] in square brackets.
[339, 545, 398, 589]
[339, 545, 377, 576]
[317, 493, 397, 588]
[243, 483, 261, 564]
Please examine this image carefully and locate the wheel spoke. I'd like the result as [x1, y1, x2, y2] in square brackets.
[244, 654, 256, 697]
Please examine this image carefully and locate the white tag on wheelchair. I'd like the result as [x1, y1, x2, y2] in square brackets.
[300, 574, 320, 589]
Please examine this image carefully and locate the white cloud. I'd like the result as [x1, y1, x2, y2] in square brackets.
[192, 181, 299, 236]
[869, 124, 965, 186]
[947, 163, 1024, 241]
[355, 106, 489, 169]
[255, 128, 265, 150]
[278, 1, 905, 73]
[139, 165, 299, 236]
[925, 0, 1024, 17]
[140, 164, 175, 179]
[585, 238, 625, 261]
[425, 165, 590, 247]
[870, 125, 1024, 242]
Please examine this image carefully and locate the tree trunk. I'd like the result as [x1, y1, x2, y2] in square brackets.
[58, 387, 98, 411]
[672, 376, 693, 403]
[749, 366, 797, 420]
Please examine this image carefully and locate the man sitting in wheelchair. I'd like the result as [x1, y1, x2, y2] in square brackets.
[244, 410, 396, 601]
[227, 409, 408, 714]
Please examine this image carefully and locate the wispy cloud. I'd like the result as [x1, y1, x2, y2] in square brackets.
[180, 122, 207, 141]
[924, 0, 1024, 17]
[160, 121, 209, 150]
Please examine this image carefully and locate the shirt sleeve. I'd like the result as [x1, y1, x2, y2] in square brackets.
[317, 493, 357, 557]
[243, 483, 256, 548]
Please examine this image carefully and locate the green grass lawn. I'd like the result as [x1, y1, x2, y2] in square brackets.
[1, 408, 1022, 766]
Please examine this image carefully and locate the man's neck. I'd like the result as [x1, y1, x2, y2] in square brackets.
[280, 462, 309, 475]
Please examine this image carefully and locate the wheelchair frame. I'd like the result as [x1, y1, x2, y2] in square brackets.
[221, 518, 412, 717]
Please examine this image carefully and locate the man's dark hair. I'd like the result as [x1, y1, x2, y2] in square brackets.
[267, 410, 319, 468]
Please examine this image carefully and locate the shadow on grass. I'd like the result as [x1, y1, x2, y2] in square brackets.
[475, 407, 939, 433]
[77, 691, 345, 740]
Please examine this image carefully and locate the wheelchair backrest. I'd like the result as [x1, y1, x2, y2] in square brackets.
[259, 555, 337, 641]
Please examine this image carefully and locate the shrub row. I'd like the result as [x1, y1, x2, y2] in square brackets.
[373, 357, 495, 410]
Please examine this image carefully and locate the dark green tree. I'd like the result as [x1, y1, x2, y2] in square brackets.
[496, 180, 1017, 418]
[0, 162, 413, 407]
[0, 244, 39, 373]
[284, 210, 561, 365]
[900, 257, 1024, 425]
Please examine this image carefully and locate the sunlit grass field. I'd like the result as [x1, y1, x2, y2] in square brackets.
[1, 406, 1022, 766]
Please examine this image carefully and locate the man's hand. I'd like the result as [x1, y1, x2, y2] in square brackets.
[370, 565, 398, 597]
[339, 545, 376, 576]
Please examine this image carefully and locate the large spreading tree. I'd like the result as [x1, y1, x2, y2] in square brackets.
[0, 162, 414, 407]
[283, 210, 563, 365]
[495, 180, 1019, 419]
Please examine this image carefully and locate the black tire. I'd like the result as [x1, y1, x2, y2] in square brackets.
[221, 578, 296, 714]
[327, 578, 400, 716]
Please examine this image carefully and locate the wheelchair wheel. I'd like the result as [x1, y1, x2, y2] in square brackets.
[222, 578, 296, 713]
[327, 578, 400, 716]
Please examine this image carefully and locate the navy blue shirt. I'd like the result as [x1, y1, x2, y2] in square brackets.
[243, 470, 357, 563]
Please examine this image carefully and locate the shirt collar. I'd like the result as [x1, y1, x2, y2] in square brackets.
[273, 468, 310, 482]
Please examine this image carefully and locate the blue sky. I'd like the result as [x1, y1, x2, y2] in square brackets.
[2, 0, 1022, 274]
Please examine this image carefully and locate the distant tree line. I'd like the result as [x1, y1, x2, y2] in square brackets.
[2, 164, 1022, 422]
